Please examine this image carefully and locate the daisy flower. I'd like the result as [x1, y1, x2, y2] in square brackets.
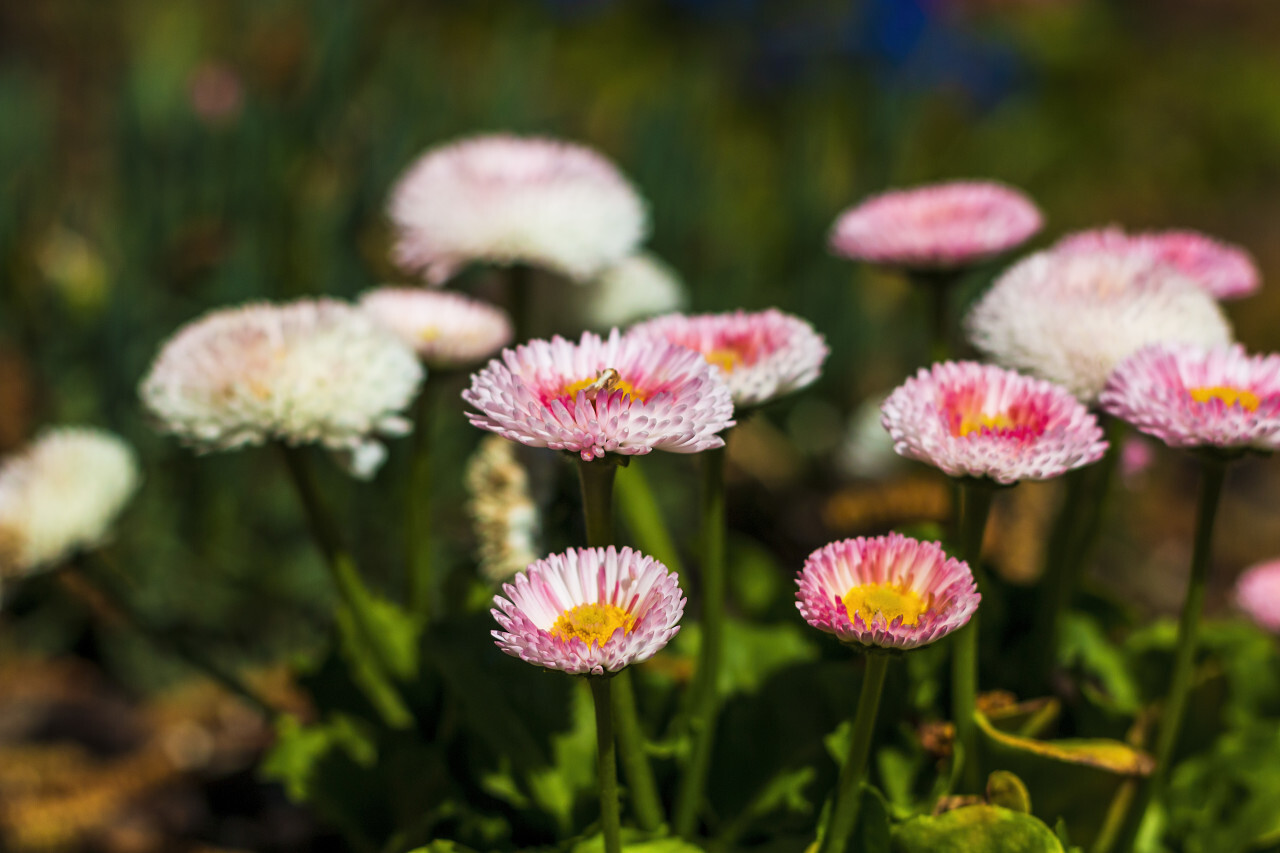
[389, 134, 648, 285]
[1057, 227, 1260, 301]
[796, 533, 979, 650]
[629, 309, 828, 408]
[0, 428, 140, 577]
[359, 287, 513, 369]
[829, 181, 1042, 270]
[139, 299, 423, 479]
[965, 247, 1233, 402]
[462, 329, 735, 461]
[1099, 344, 1280, 451]
[491, 546, 685, 675]
[881, 361, 1107, 484]
[1234, 559, 1280, 634]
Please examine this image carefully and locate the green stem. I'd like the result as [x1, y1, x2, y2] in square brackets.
[616, 461, 685, 577]
[818, 654, 891, 853]
[1150, 460, 1228, 793]
[952, 480, 996, 794]
[577, 458, 664, 831]
[279, 445, 414, 729]
[1100, 456, 1229, 853]
[69, 560, 278, 718]
[1032, 420, 1124, 690]
[591, 677, 623, 853]
[908, 269, 961, 364]
[407, 377, 440, 620]
[508, 263, 534, 343]
[674, 444, 727, 838]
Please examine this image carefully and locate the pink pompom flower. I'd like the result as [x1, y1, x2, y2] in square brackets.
[1099, 344, 1280, 451]
[1234, 559, 1280, 634]
[796, 533, 979, 650]
[492, 546, 686, 675]
[359, 287, 513, 369]
[629, 309, 829, 407]
[881, 361, 1108, 484]
[1057, 227, 1260, 301]
[389, 134, 648, 285]
[462, 329, 735, 461]
[829, 180, 1042, 270]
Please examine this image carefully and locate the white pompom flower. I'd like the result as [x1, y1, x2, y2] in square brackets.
[0, 428, 141, 578]
[389, 134, 649, 285]
[139, 299, 424, 478]
[965, 247, 1233, 403]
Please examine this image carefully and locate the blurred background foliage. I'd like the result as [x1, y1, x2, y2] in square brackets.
[4, 0, 1280, 850]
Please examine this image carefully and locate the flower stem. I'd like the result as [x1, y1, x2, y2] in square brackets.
[1031, 420, 1122, 691]
[1151, 460, 1229, 797]
[278, 444, 414, 729]
[908, 269, 961, 364]
[577, 458, 664, 831]
[68, 558, 279, 718]
[674, 443, 727, 838]
[590, 676, 623, 853]
[817, 653, 891, 853]
[952, 480, 995, 793]
[407, 376, 442, 621]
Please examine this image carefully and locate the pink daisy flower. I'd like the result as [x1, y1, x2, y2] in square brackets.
[359, 287, 513, 369]
[1099, 344, 1280, 451]
[462, 329, 735, 461]
[828, 181, 1042, 270]
[1057, 227, 1260, 301]
[629, 309, 829, 407]
[881, 361, 1108, 484]
[492, 546, 686, 675]
[388, 134, 647, 285]
[796, 533, 979, 650]
[1234, 559, 1280, 634]
[965, 247, 1233, 402]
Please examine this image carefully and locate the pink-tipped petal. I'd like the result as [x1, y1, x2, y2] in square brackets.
[629, 309, 829, 407]
[1100, 344, 1280, 451]
[360, 287, 513, 368]
[491, 546, 686, 675]
[796, 533, 979, 650]
[881, 361, 1107, 484]
[1057, 227, 1260, 301]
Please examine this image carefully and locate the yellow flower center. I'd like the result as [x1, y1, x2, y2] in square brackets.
[417, 326, 442, 343]
[843, 582, 929, 628]
[705, 348, 744, 373]
[550, 602, 635, 647]
[955, 411, 1014, 438]
[1189, 385, 1260, 411]
[561, 368, 644, 401]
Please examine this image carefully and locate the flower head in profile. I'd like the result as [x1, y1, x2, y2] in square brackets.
[881, 361, 1107, 484]
[965, 247, 1233, 402]
[1234, 559, 1280, 634]
[389, 134, 648, 285]
[466, 436, 541, 583]
[492, 546, 685, 675]
[1100, 344, 1280, 451]
[629, 309, 828, 408]
[1057, 227, 1259, 300]
[462, 329, 735, 461]
[140, 299, 423, 478]
[829, 181, 1042, 270]
[359, 287, 512, 369]
[796, 533, 979, 650]
[0, 428, 140, 578]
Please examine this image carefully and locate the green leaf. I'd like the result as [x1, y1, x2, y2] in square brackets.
[406, 843, 481, 853]
[853, 785, 892, 853]
[1060, 613, 1140, 713]
[261, 713, 376, 801]
[570, 834, 706, 852]
[973, 709, 1153, 849]
[524, 680, 598, 834]
[891, 804, 1065, 853]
